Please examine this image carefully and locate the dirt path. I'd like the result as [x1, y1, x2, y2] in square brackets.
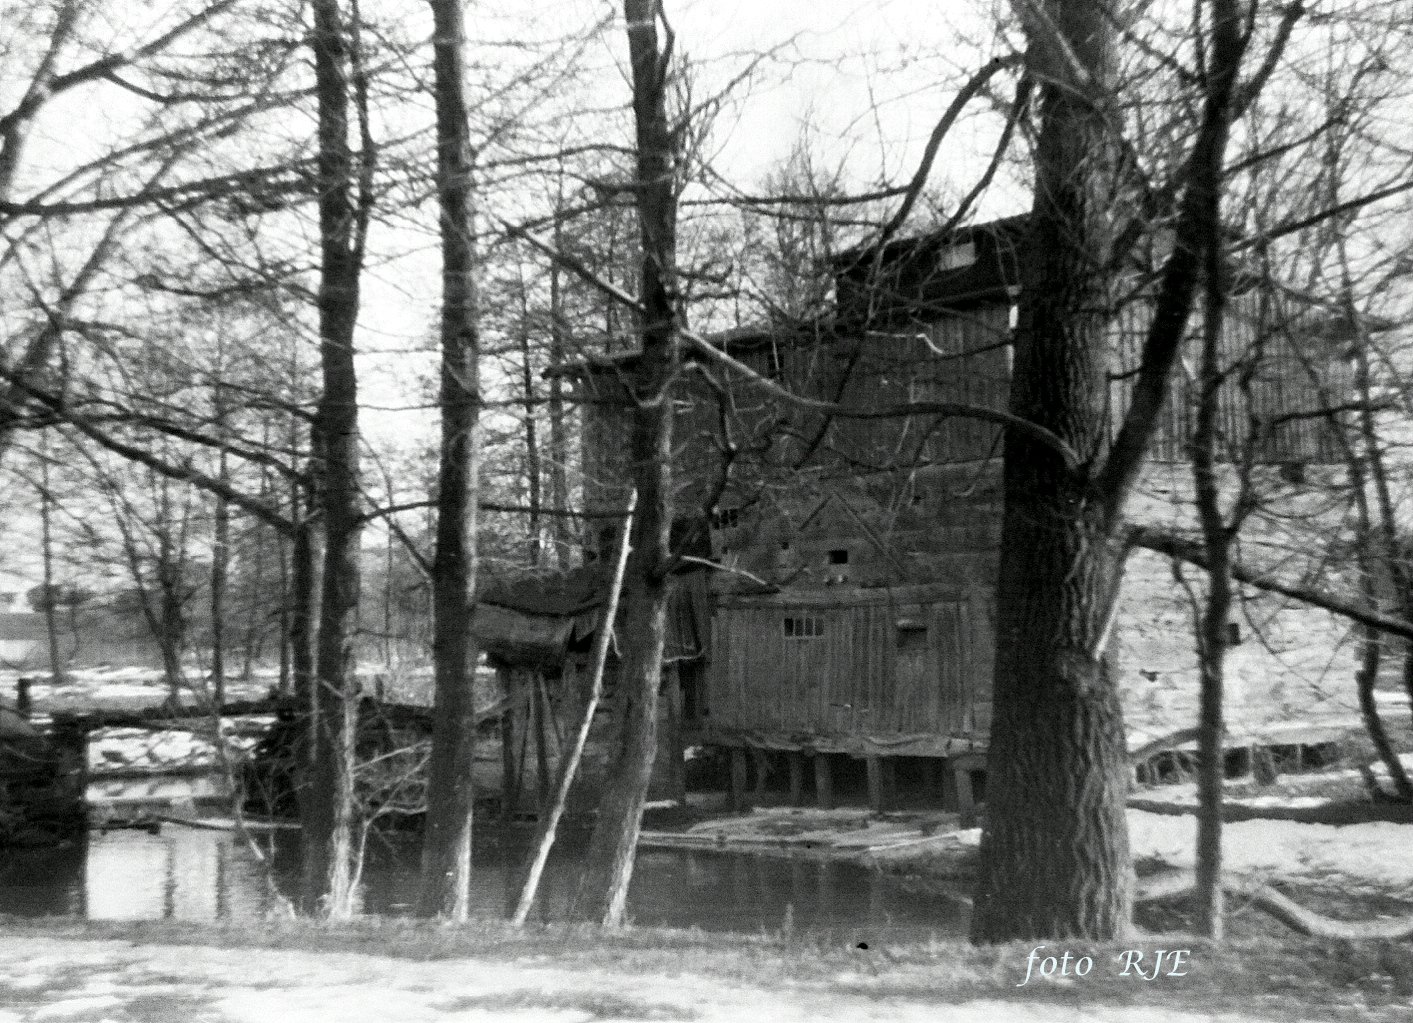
[0, 932, 1357, 1023]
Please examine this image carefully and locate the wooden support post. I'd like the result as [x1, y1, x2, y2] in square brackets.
[953, 763, 974, 811]
[500, 705, 516, 821]
[499, 668, 518, 823]
[941, 758, 959, 810]
[867, 756, 885, 813]
[730, 747, 749, 812]
[752, 748, 772, 798]
[921, 758, 939, 804]
[663, 664, 687, 805]
[533, 671, 551, 813]
[814, 753, 833, 810]
[788, 752, 805, 806]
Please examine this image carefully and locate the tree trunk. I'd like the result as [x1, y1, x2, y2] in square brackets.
[301, 0, 366, 919]
[289, 506, 319, 707]
[518, 294, 543, 567]
[513, 494, 634, 926]
[548, 206, 572, 567]
[416, 0, 482, 921]
[39, 449, 64, 685]
[971, 0, 1131, 942]
[211, 447, 230, 708]
[570, 0, 677, 927]
[1191, 185, 1235, 941]
[973, 0, 1253, 943]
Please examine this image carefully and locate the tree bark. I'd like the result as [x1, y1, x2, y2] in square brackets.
[972, 0, 1255, 943]
[971, 0, 1132, 942]
[518, 289, 543, 566]
[548, 204, 573, 567]
[211, 448, 230, 708]
[1191, 143, 1237, 942]
[416, 0, 482, 921]
[301, 0, 366, 919]
[39, 448, 64, 684]
[570, 0, 678, 927]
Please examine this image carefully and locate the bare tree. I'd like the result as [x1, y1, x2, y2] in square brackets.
[416, 0, 483, 921]
[570, 0, 680, 927]
[972, 0, 1274, 941]
[301, 0, 374, 919]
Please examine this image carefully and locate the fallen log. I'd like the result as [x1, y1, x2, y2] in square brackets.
[1136, 869, 1413, 939]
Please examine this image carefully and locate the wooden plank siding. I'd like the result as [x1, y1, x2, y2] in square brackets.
[702, 586, 992, 757]
[1108, 290, 1349, 464]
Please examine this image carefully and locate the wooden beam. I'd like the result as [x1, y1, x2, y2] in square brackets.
[662, 664, 686, 804]
[730, 747, 749, 812]
[533, 672, 550, 813]
[867, 756, 886, 813]
[788, 752, 805, 806]
[953, 762, 974, 810]
[500, 698, 517, 822]
[814, 753, 833, 810]
[924, 758, 943, 805]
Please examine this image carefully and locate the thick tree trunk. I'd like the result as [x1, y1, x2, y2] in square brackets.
[973, 0, 1254, 943]
[289, 507, 319, 707]
[301, 0, 365, 919]
[971, 0, 1131, 942]
[416, 0, 482, 921]
[570, 0, 677, 927]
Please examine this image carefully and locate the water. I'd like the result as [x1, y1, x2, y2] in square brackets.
[0, 811, 969, 940]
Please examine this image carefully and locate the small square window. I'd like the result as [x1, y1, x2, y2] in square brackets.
[828, 549, 849, 565]
[711, 508, 740, 530]
[896, 623, 928, 653]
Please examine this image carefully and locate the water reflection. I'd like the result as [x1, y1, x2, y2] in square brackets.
[0, 824, 969, 939]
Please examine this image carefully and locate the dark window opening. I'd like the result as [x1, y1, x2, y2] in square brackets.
[896, 623, 928, 653]
[711, 507, 740, 530]
[828, 548, 849, 565]
[784, 615, 824, 639]
[1227, 621, 1242, 646]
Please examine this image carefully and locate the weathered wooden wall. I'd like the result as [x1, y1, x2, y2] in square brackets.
[702, 584, 993, 757]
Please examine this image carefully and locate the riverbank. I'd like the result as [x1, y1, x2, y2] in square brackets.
[0, 915, 1411, 1022]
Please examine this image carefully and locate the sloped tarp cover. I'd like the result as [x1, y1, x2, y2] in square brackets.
[472, 566, 710, 669]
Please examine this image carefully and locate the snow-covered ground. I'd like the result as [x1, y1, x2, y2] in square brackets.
[1129, 809, 1413, 892]
[86, 724, 267, 777]
[0, 665, 278, 712]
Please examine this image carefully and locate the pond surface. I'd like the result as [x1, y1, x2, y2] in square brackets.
[0, 788, 969, 940]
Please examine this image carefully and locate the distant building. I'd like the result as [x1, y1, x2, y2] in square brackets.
[546, 216, 1368, 809]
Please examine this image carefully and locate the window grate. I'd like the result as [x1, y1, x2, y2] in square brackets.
[783, 615, 824, 639]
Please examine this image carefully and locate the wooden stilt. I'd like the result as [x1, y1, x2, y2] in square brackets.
[953, 763, 974, 810]
[881, 757, 897, 809]
[663, 664, 686, 804]
[814, 753, 833, 810]
[500, 702, 517, 822]
[730, 747, 749, 812]
[533, 672, 550, 813]
[921, 758, 939, 804]
[752, 748, 771, 798]
[788, 752, 805, 806]
[941, 757, 959, 810]
[867, 756, 885, 813]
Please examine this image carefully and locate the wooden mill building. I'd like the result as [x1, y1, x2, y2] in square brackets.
[554, 215, 1361, 812]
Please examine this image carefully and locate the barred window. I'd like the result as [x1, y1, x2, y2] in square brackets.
[783, 615, 824, 639]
